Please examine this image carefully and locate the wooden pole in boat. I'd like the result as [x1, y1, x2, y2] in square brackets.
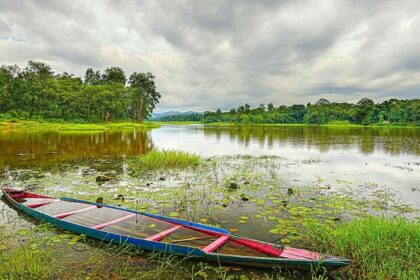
[135, 191, 138, 223]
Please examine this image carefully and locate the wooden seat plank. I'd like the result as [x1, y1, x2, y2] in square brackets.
[202, 235, 230, 253]
[145, 225, 182, 241]
[91, 213, 136, 230]
[25, 199, 60, 208]
[54, 205, 97, 219]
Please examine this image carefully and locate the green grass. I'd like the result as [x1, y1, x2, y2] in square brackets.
[202, 122, 419, 128]
[305, 217, 420, 280]
[0, 120, 160, 131]
[129, 150, 201, 172]
[0, 249, 53, 280]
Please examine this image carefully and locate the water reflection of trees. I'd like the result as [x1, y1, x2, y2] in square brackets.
[0, 130, 154, 169]
[203, 126, 420, 155]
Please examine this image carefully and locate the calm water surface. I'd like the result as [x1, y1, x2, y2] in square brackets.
[1, 124, 419, 207]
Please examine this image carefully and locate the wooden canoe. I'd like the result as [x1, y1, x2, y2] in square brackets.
[1, 187, 349, 270]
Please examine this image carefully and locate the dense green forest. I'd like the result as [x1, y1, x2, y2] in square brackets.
[0, 61, 161, 122]
[1, 61, 419, 126]
[157, 98, 420, 126]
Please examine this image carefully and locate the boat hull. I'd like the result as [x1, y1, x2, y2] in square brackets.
[1, 188, 350, 270]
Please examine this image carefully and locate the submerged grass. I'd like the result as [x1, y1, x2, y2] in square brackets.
[305, 217, 420, 280]
[130, 150, 201, 172]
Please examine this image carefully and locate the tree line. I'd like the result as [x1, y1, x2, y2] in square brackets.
[0, 61, 161, 122]
[157, 98, 420, 125]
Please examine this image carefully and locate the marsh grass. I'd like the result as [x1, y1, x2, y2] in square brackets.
[130, 150, 201, 172]
[0, 248, 53, 280]
[304, 217, 420, 280]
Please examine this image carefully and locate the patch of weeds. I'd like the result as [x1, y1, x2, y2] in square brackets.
[304, 216, 420, 280]
[129, 150, 201, 173]
[0, 248, 54, 279]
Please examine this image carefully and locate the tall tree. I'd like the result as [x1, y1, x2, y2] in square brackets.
[84, 68, 101, 85]
[20, 61, 54, 118]
[102, 67, 126, 85]
[0, 65, 20, 113]
[354, 98, 375, 124]
[129, 72, 161, 122]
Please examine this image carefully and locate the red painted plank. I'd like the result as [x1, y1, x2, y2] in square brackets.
[233, 238, 283, 257]
[280, 247, 322, 260]
[26, 199, 60, 208]
[202, 235, 230, 253]
[10, 193, 28, 198]
[91, 213, 136, 230]
[145, 225, 182, 241]
[54, 206, 97, 219]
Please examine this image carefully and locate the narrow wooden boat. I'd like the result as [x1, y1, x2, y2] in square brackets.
[1, 187, 349, 270]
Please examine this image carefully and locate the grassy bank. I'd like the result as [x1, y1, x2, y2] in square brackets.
[0, 120, 160, 131]
[149, 119, 419, 128]
[305, 217, 420, 280]
[202, 121, 419, 128]
[129, 150, 201, 173]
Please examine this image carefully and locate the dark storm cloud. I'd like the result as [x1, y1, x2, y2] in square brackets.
[1, 0, 419, 111]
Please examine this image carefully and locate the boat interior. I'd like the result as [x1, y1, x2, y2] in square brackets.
[4, 188, 322, 260]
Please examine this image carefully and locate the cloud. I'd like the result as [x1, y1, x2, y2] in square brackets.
[0, 0, 419, 112]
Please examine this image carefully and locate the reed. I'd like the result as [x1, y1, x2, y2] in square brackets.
[304, 217, 420, 280]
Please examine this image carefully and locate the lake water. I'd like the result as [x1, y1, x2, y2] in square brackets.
[1, 124, 419, 207]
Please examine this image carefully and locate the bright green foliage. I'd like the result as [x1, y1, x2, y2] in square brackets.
[158, 98, 420, 126]
[0, 61, 161, 122]
[305, 217, 420, 280]
[101, 66, 126, 85]
[129, 150, 201, 172]
[129, 72, 161, 122]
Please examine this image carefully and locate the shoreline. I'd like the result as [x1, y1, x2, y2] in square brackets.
[0, 120, 160, 131]
[2, 119, 418, 130]
[152, 121, 419, 129]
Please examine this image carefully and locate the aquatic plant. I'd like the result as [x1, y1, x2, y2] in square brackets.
[129, 150, 201, 172]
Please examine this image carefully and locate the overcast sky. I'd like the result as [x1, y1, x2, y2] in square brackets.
[1, 1, 419, 112]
